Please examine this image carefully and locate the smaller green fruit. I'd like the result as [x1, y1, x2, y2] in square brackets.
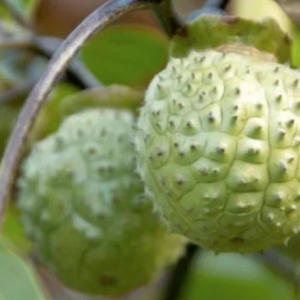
[17, 109, 185, 296]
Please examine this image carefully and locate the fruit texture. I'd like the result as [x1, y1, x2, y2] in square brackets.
[135, 16, 300, 253]
[17, 109, 185, 296]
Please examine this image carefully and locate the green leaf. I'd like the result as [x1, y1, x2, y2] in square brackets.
[180, 251, 296, 300]
[171, 15, 291, 63]
[291, 28, 300, 68]
[2, 204, 31, 253]
[14, 0, 39, 18]
[81, 26, 168, 87]
[60, 85, 144, 117]
[0, 0, 39, 21]
[0, 237, 49, 300]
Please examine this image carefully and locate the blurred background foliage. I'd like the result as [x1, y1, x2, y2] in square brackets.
[30, 0, 296, 87]
[1, 0, 300, 299]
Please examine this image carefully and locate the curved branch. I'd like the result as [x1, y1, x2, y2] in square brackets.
[152, 0, 184, 36]
[207, 0, 230, 10]
[0, 0, 167, 225]
[161, 244, 199, 300]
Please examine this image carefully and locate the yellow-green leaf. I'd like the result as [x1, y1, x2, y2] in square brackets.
[0, 237, 49, 300]
[81, 25, 168, 88]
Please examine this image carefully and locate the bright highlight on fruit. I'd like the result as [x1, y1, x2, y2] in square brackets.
[17, 109, 185, 296]
[135, 16, 300, 254]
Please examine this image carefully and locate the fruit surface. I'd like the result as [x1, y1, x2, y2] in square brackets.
[17, 109, 185, 296]
[136, 49, 300, 253]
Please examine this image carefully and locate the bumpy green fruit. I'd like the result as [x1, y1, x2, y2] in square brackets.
[136, 47, 300, 254]
[17, 109, 185, 296]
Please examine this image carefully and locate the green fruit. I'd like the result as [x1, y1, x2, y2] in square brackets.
[135, 16, 300, 253]
[17, 109, 186, 296]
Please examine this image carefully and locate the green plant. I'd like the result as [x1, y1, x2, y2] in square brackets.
[1, 1, 300, 300]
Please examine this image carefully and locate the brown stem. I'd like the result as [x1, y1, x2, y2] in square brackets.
[161, 244, 199, 300]
[152, 0, 183, 36]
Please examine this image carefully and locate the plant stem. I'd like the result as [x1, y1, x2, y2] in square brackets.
[152, 0, 184, 36]
[204, 0, 230, 10]
[0, 0, 172, 225]
[219, 0, 231, 10]
[161, 244, 199, 300]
